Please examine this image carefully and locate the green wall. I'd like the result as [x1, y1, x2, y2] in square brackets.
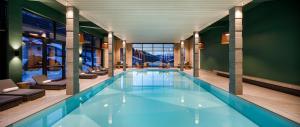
[23, 1, 66, 24]
[200, 25, 229, 72]
[200, 0, 300, 85]
[8, 0, 23, 82]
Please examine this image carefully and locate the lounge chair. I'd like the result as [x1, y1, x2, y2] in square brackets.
[160, 63, 166, 68]
[166, 63, 170, 69]
[115, 62, 121, 68]
[32, 75, 66, 90]
[136, 62, 142, 68]
[0, 95, 23, 111]
[95, 66, 108, 72]
[79, 70, 98, 79]
[88, 68, 107, 76]
[184, 62, 192, 69]
[0, 79, 45, 101]
[143, 62, 148, 68]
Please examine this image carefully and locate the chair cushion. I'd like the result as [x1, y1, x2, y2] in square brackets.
[0, 79, 18, 92]
[2, 87, 19, 93]
[32, 75, 48, 85]
[44, 80, 66, 86]
[0, 89, 45, 96]
[42, 80, 52, 84]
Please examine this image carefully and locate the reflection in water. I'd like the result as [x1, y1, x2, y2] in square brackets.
[180, 96, 185, 103]
[131, 70, 175, 87]
[122, 94, 126, 104]
[104, 103, 109, 108]
[108, 111, 112, 125]
[198, 104, 202, 108]
[14, 70, 265, 127]
[194, 110, 199, 125]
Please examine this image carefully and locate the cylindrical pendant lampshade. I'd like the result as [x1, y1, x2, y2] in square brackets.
[79, 33, 85, 44]
[102, 43, 108, 48]
[221, 32, 230, 45]
[199, 42, 204, 49]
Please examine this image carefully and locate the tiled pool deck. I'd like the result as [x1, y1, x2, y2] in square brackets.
[184, 69, 300, 123]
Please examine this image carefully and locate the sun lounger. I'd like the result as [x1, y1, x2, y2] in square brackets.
[94, 66, 108, 72]
[79, 70, 98, 79]
[0, 79, 45, 101]
[0, 95, 23, 111]
[88, 68, 107, 76]
[32, 75, 66, 90]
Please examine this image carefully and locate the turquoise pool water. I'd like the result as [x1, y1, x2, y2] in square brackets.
[11, 70, 299, 127]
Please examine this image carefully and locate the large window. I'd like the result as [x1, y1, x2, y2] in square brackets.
[47, 41, 64, 80]
[81, 33, 102, 72]
[22, 37, 43, 81]
[81, 33, 93, 71]
[132, 44, 174, 67]
[22, 10, 66, 81]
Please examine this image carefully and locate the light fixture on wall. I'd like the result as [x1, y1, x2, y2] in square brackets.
[194, 32, 199, 38]
[122, 40, 126, 47]
[102, 42, 108, 48]
[14, 50, 20, 56]
[199, 42, 204, 49]
[41, 33, 46, 38]
[221, 32, 230, 45]
[108, 32, 113, 38]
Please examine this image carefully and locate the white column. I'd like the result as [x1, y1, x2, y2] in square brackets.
[108, 32, 114, 77]
[122, 40, 126, 71]
[180, 40, 184, 71]
[66, 6, 79, 95]
[193, 32, 200, 77]
[229, 6, 243, 95]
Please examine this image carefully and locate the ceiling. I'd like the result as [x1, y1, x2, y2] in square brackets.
[56, 0, 251, 43]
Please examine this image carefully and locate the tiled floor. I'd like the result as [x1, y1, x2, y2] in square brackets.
[1, 68, 299, 126]
[184, 69, 300, 123]
[0, 69, 123, 127]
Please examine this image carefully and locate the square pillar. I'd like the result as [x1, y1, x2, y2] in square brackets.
[229, 6, 243, 95]
[180, 40, 184, 71]
[193, 32, 200, 77]
[108, 32, 115, 77]
[122, 40, 126, 71]
[66, 6, 80, 95]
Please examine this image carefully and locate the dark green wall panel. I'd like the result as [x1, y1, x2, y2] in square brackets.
[200, 26, 229, 72]
[8, 0, 23, 82]
[243, 0, 300, 85]
[23, 1, 65, 24]
[200, 1, 300, 85]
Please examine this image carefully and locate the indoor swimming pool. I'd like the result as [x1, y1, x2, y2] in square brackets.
[10, 70, 299, 127]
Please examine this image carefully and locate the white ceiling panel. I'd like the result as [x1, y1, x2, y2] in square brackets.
[57, 0, 251, 43]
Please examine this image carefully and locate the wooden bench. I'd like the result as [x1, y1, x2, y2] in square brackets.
[213, 70, 300, 97]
